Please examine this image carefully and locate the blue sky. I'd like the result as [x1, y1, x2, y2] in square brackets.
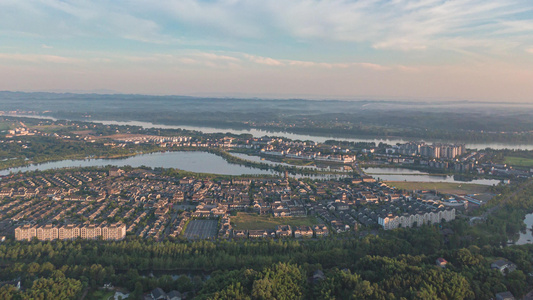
[1, 0, 533, 101]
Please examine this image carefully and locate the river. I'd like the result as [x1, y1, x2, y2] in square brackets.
[9, 115, 533, 150]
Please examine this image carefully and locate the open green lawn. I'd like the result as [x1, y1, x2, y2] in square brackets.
[504, 156, 533, 168]
[232, 212, 320, 230]
[0, 120, 15, 131]
[86, 290, 114, 300]
[385, 181, 490, 195]
[281, 158, 315, 166]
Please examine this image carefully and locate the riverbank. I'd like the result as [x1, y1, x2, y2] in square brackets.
[207, 148, 349, 176]
[385, 181, 491, 194]
[8, 114, 533, 150]
[0, 150, 153, 172]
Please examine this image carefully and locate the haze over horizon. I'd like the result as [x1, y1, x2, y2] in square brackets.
[1, 0, 533, 102]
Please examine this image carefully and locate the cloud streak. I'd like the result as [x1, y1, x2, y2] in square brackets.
[0, 1, 532, 101]
[0, 53, 81, 64]
[2, 0, 532, 52]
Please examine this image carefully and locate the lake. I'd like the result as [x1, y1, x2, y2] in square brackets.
[1, 151, 498, 184]
[375, 174, 500, 185]
[0, 151, 347, 180]
[365, 167, 501, 185]
[0, 151, 274, 176]
[364, 167, 429, 175]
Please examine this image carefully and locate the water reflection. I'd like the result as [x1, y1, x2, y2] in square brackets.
[0, 152, 273, 176]
[0, 151, 345, 180]
[364, 167, 429, 175]
[514, 213, 533, 245]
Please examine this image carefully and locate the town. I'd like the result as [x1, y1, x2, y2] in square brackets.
[0, 167, 462, 243]
[3, 116, 533, 182]
[0, 115, 531, 299]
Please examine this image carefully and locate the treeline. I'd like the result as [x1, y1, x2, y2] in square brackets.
[0, 239, 531, 299]
[0, 136, 161, 170]
[0, 277, 83, 300]
[1, 177, 533, 298]
[207, 148, 347, 176]
[1, 209, 533, 299]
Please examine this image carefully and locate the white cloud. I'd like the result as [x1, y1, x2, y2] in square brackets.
[245, 54, 283, 66]
[196, 53, 241, 62]
[357, 63, 392, 71]
[0, 50, 398, 73]
[1, 0, 532, 57]
[0, 53, 81, 64]
[41, 44, 53, 49]
[373, 39, 427, 51]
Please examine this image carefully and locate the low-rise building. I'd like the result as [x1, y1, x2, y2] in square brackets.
[294, 225, 313, 238]
[15, 223, 126, 241]
[313, 224, 329, 237]
[276, 225, 292, 237]
[491, 259, 517, 275]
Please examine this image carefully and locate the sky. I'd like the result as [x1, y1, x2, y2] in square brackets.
[1, 0, 533, 102]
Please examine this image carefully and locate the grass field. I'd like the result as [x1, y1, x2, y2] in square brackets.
[385, 181, 490, 194]
[504, 156, 533, 168]
[232, 213, 320, 230]
[86, 290, 114, 300]
[0, 120, 15, 131]
[281, 158, 315, 166]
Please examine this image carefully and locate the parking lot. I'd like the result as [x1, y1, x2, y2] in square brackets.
[183, 220, 218, 240]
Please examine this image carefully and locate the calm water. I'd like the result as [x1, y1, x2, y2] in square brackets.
[376, 174, 500, 185]
[0, 150, 503, 184]
[0, 152, 273, 176]
[15, 115, 533, 150]
[363, 167, 499, 185]
[230, 153, 298, 167]
[514, 213, 533, 245]
[364, 167, 429, 175]
[0, 151, 347, 180]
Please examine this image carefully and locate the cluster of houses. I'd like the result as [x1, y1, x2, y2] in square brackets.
[258, 140, 355, 164]
[0, 166, 464, 242]
[6, 126, 38, 137]
[110, 134, 236, 149]
[112, 135, 190, 145]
